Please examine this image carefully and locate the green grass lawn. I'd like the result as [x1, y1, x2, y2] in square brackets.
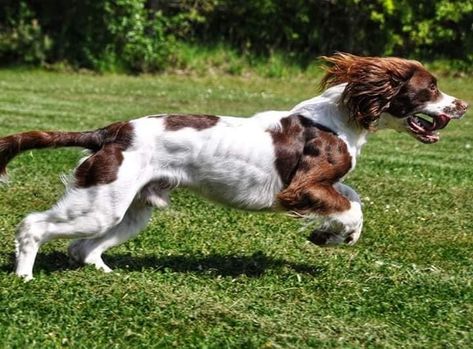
[0, 69, 472, 348]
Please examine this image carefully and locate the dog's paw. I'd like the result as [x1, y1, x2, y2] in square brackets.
[308, 229, 353, 246]
[68, 240, 86, 265]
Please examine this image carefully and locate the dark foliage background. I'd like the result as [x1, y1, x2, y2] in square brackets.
[0, 0, 471, 72]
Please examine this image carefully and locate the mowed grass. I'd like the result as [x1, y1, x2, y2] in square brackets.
[0, 69, 472, 349]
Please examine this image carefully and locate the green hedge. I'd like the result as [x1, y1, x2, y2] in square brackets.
[0, 0, 176, 72]
[0, 0, 471, 72]
[192, 0, 473, 63]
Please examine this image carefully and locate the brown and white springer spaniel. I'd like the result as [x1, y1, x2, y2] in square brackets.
[0, 53, 468, 280]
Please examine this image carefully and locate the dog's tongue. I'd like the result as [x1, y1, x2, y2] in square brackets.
[430, 114, 451, 131]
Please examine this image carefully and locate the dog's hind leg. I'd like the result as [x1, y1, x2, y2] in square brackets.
[14, 146, 154, 280]
[15, 212, 52, 280]
[68, 199, 153, 272]
[12, 140, 157, 280]
[15, 209, 124, 280]
[15, 182, 141, 280]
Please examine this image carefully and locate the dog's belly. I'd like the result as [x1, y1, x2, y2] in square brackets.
[188, 161, 283, 210]
[153, 123, 284, 210]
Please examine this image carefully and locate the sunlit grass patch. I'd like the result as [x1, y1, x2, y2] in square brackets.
[0, 69, 472, 348]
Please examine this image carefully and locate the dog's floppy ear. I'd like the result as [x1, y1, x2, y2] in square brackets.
[320, 53, 421, 130]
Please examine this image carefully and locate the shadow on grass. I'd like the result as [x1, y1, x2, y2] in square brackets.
[1, 251, 322, 278]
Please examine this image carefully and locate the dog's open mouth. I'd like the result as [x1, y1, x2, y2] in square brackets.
[406, 113, 451, 144]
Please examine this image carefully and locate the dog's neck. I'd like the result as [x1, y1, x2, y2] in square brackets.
[291, 83, 369, 163]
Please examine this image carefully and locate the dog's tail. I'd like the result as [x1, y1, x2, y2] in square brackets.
[0, 121, 132, 180]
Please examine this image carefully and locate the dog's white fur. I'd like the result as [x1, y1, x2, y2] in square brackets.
[10, 67, 467, 280]
[14, 85, 366, 280]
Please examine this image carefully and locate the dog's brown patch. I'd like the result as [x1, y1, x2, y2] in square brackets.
[164, 114, 220, 131]
[75, 122, 134, 188]
[272, 115, 352, 216]
[269, 115, 305, 186]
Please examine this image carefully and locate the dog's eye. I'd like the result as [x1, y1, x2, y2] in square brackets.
[429, 83, 437, 91]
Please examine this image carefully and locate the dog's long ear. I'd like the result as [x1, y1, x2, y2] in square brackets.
[320, 53, 422, 130]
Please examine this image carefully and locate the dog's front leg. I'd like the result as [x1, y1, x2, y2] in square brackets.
[308, 183, 363, 245]
[278, 182, 363, 246]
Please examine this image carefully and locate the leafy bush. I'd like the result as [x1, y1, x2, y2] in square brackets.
[179, 0, 472, 66]
[369, 0, 473, 63]
[0, 2, 51, 65]
[40, 0, 176, 72]
[0, 0, 176, 72]
[0, 0, 471, 73]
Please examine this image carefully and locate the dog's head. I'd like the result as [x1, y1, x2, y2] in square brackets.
[321, 53, 468, 143]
